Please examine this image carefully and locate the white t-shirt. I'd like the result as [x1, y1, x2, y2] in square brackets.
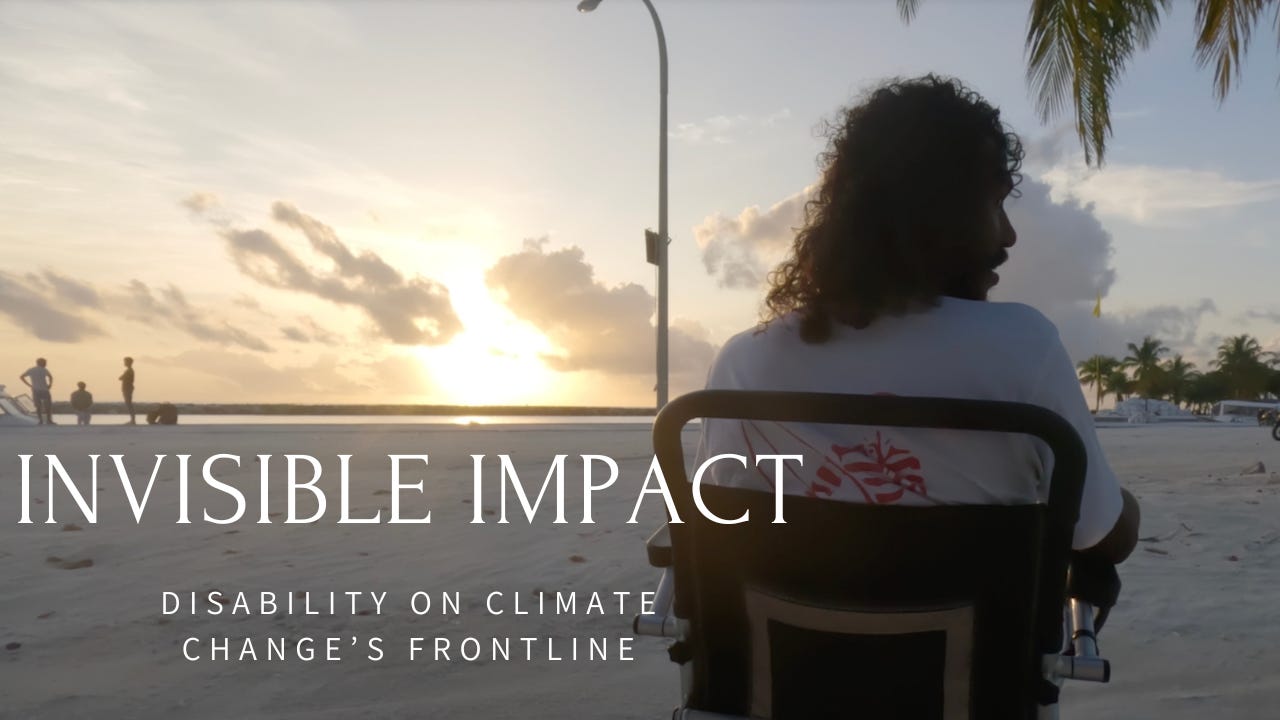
[696, 298, 1122, 550]
[22, 366, 51, 392]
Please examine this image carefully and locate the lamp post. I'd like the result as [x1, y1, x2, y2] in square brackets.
[578, 0, 669, 411]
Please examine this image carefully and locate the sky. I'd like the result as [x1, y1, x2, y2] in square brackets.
[1, 1, 1278, 408]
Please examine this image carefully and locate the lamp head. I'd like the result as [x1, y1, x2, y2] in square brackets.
[577, 0, 603, 12]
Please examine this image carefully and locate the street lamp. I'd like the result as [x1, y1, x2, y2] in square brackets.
[578, 0, 670, 411]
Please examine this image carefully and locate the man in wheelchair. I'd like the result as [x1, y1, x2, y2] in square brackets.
[699, 74, 1139, 569]
[649, 75, 1139, 718]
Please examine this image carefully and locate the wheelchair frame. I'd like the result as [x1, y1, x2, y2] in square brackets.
[636, 390, 1113, 720]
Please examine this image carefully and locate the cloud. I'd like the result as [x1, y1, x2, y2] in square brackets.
[204, 201, 462, 346]
[1055, 299, 1219, 367]
[1035, 147, 1280, 226]
[992, 177, 1216, 361]
[231, 293, 269, 315]
[0, 271, 104, 342]
[0, 269, 271, 351]
[673, 109, 791, 145]
[148, 350, 358, 397]
[25, 270, 103, 308]
[180, 191, 234, 227]
[117, 281, 272, 352]
[697, 173, 1217, 365]
[1023, 125, 1077, 171]
[992, 178, 1116, 308]
[281, 316, 341, 345]
[1244, 308, 1280, 324]
[271, 202, 401, 286]
[0, 47, 152, 113]
[1125, 300, 1218, 350]
[146, 348, 433, 402]
[485, 238, 716, 377]
[180, 191, 220, 214]
[694, 187, 812, 289]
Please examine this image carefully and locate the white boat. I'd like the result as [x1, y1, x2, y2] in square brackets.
[1208, 399, 1280, 424]
[0, 384, 40, 426]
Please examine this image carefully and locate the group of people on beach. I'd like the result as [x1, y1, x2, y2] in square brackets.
[18, 356, 136, 426]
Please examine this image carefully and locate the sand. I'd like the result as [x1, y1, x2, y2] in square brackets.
[1, 421, 1278, 719]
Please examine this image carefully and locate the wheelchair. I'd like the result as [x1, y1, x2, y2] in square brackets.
[634, 390, 1119, 719]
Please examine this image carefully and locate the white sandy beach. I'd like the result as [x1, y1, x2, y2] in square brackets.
[2, 421, 1279, 719]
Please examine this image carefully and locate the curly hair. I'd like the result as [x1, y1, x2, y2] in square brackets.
[763, 75, 1024, 342]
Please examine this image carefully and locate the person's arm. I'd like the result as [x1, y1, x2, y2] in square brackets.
[20, 370, 31, 389]
[1078, 486, 1139, 564]
[47, 372, 53, 391]
[1030, 326, 1140, 564]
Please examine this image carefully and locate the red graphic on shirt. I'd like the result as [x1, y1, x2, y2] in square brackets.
[738, 410, 928, 505]
[810, 431, 927, 504]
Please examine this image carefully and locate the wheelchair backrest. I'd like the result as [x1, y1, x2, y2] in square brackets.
[653, 391, 1087, 718]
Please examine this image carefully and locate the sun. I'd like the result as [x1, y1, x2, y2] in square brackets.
[422, 333, 554, 406]
[417, 282, 557, 406]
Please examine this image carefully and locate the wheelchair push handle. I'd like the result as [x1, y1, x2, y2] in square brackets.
[635, 525, 678, 638]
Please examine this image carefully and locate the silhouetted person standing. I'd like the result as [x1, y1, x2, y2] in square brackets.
[71, 381, 94, 425]
[20, 357, 55, 425]
[120, 356, 136, 425]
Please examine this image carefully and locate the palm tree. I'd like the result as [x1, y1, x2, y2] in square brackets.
[1122, 335, 1168, 397]
[1186, 370, 1229, 414]
[1214, 333, 1262, 366]
[897, 0, 1280, 165]
[1263, 350, 1280, 397]
[1077, 354, 1120, 412]
[1213, 334, 1269, 398]
[1161, 354, 1199, 407]
[1259, 363, 1280, 397]
[1104, 368, 1135, 405]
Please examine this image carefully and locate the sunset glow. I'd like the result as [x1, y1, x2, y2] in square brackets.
[419, 282, 557, 406]
[1, 2, 1278, 407]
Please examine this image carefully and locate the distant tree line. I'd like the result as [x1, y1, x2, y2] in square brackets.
[1076, 335, 1279, 414]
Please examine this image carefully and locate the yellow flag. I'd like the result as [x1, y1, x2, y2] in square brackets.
[1092, 292, 1102, 318]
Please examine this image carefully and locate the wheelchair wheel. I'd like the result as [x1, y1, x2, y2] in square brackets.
[1272, 422, 1280, 442]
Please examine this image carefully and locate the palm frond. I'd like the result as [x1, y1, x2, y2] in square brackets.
[1025, 0, 1169, 165]
[897, 0, 922, 23]
[1274, 3, 1280, 89]
[1194, 0, 1268, 102]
